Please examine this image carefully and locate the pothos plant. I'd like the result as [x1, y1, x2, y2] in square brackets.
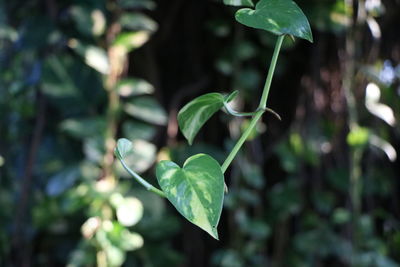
[115, 0, 313, 240]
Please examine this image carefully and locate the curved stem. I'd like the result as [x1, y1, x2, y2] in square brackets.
[223, 101, 258, 117]
[221, 35, 285, 173]
[120, 159, 166, 198]
[224, 101, 282, 120]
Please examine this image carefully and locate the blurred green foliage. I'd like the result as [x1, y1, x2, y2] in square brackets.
[1, 0, 400, 266]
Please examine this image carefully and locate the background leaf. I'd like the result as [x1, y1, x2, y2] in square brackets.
[124, 96, 167, 126]
[116, 78, 154, 97]
[223, 0, 254, 7]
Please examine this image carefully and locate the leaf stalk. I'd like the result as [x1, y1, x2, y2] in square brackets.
[118, 156, 166, 198]
[221, 35, 285, 173]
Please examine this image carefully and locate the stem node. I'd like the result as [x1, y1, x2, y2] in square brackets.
[221, 35, 285, 173]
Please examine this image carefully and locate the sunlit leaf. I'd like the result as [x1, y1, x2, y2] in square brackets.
[116, 78, 154, 97]
[178, 93, 226, 145]
[365, 83, 396, 126]
[235, 0, 313, 42]
[369, 134, 397, 162]
[156, 154, 224, 239]
[347, 127, 370, 147]
[124, 96, 167, 126]
[69, 40, 110, 74]
[113, 31, 151, 53]
[119, 13, 158, 32]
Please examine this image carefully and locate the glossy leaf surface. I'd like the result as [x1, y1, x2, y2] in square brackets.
[235, 0, 313, 42]
[178, 93, 227, 145]
[156, 154, 224, 239]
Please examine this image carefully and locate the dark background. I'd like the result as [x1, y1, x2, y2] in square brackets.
[1, 0, 400, 266]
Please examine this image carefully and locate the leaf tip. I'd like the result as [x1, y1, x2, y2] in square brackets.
[180, 132, 194, 145]
[210, 227, 219, 240]
[186, 135, 194, 146]
[306, 31, 314, 43]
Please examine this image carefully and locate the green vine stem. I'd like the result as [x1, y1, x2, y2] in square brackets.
[221, 34, 285, 173]
[119, 157, 166, 198]
[223, 101, 258, 117]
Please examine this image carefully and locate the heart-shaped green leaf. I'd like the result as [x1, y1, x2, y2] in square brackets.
[178, 93, 224, 145]
[156, 154, 224, 239]
[223, 0, 254, 7]
[235, 0, 313, 42]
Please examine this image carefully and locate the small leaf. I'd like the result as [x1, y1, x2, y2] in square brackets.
[113, 31, 151, 53]
[115, 139, 156, 174]
[116, 78, 154, 97]
[115, 138, 133, 159]
[119, 13, 158, 32]
[156, 154, 224, 239]
[223, 0, 254, 7]
[124, 96, 168, 126]
[235, 0, 313, 42]
[178, 93, 225, 145]
[68, 40, 110, 74]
